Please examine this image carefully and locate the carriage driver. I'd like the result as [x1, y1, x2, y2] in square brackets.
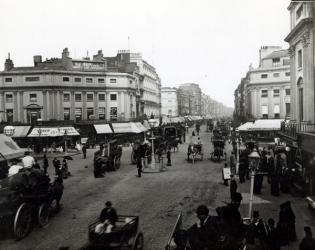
[95, 201, 118, 234]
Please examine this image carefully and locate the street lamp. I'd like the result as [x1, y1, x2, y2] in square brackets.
[4, 125, 15, 137]
[248, 149, 260, 218]
[148, 119, 157, 170]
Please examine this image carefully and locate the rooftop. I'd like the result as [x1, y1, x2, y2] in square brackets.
[263, 49, 289, 60]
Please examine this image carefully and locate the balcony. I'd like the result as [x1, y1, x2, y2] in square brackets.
[279, 121, 315, 139]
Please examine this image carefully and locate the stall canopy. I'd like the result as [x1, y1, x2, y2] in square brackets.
[94, 124, 113, 134]
[28, 126, 80, 137]
[134, 122, 148, 132]
[112, 122, 143, 134]
[237, 122, 254, 131]
[11, 126, 31, 137]
[0, 134, 27, 160]
[249, 119, 284, 131]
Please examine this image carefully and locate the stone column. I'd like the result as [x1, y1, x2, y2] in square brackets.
[43, 91, 47, 120]
[19, 91, 24, 122]
[0, 92, 4, 122]
[13, 91, 18, 122]
[49, 90, 54, 120]
[94, 91, 98, 119]
[70, 91, 75, 120]
[82, 91, 87, 120]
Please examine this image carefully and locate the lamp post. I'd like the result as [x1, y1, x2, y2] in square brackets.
[148, 119, 156, 170]
[236, 138, 240, 174]
[64, 129, 68, 153]
[248, 149, 260, 218]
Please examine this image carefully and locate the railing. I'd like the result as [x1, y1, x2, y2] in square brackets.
[280, 121, 315, 138]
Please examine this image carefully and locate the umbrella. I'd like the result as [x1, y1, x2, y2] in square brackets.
[63, 155, 73, 160]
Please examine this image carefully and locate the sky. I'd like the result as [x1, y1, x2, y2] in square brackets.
[0, 0, 291, 108]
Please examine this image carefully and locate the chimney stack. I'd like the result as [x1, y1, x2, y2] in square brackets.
[33, 55, 42, 67]
[4, 53, 14, 71]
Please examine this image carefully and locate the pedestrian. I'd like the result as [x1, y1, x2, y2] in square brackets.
[230, 151, 236, 175]
[239, 156, 246, 183]
[285, 201, 297, 241]
[266, 152, 274, 184]
[82, 144, 87, 159]
[167, 147, 172, 166]
[192, 130, 195, 137]
[230, 174, 237, 201]
[33, 159, 41, 169]
[222, 163, 230, 186]
[43, 153, 49, 174]
[265, 218, 280, 250]
[22, 151, 35, 168]
[299, 226, 315, 250]
[277, 202, 290, 246]
[246, 211, 267, 249]
[95, 201, 118, 234]
[136, 156, 142, 177]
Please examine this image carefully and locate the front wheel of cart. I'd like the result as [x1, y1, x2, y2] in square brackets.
[132, 232, 144, 250]
[14, 203, 33, 240]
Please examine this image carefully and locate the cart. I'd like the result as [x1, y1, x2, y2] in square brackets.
[86, 215, 144, 250]
[187, 143, 204, 164]
[210, 138, 226, 162]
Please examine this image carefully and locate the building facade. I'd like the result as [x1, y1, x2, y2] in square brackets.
[178, 83, 201, 115]
[0, 48, 138, 123]
[177, 88, 191, 116]
[161, 87, 178, 117]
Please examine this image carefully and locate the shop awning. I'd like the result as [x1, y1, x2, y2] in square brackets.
[11, 126, 31, 137]
[0, 134, 27, 160]
[94, 124, 113, 134]
[112, 122, 143, 134]
[237, 122, 254, 131]
[28, 126, 80, 137]
[143, 120, 151, 130]
[134, 122, 148, 132]
[248, 119, 284, 131]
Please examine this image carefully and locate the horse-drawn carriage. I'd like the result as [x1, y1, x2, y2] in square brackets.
[84, 215, 144, 250]
[187, 143, 204, 164]
[130, 141, 151, 164]
[210, 137, 226, 162]
[94, 139, 122, 176]
[0, 169, 63, 240]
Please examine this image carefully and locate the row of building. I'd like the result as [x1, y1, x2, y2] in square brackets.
[234, 1, 315, 195]
[0, 48, 232, 125]
[161, 85, 233, 118]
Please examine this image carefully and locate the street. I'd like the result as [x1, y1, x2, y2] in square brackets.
[0, 126, 230, 250]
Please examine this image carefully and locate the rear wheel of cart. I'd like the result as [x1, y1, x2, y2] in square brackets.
[14, 203, 33, 240]
[38, 203, 49, 227]
[132, 232, 144, 250]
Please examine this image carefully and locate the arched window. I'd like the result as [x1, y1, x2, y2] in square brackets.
[297, 77, 303, 121]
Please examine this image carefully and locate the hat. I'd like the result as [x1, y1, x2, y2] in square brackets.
[105, 201, 112, 206]
[253, 210, 259, 218]
[196, 205, 209, 216]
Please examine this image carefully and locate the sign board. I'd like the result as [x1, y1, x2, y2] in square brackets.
[28, 126, 79, 137]
[222, 167, 231, 180]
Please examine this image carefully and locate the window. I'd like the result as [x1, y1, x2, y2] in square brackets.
[75, 93, 82, 102]
[6, 109, 13, 122]
[273, 73, 280, 78]
[261, 90, 268, 98]
[64, 93, 70, 102]
[298, 50, 302, 68]
[5, 94, 13, 103]
[110, 94, 117, 101]
[99, 94, 105, 101]
[261, 105, 268, 118]
[64, 108, 70, 120]
[273, 89, 280, 97]
[110, 107, 117, 121]
[75, 108, 82, 121]
[296, 5, 303, 20]
[285, 103, 291, 117]
[74, 77, 81, 82]
[272, 58, 280, 67]
[98, 78, 105, 83]
[129, 80, 133, 84]
[63, 77, 70, 82]
[5, 78, 12, 83]
[99, 107, 106, 120]
[110, 78, 117, 83]
[285, 89, 291, 96]
[29, 93, 37, 102]
[285, 72, 290, 77]
[87, 108, 94, 120]
[87, 94, 94, 102]
[25, 77, 40, 82]
[86, 78, 93, 83]
[261, 74, 268, 79]
[283, 59, 290, 66]
[274, 105, 280, 118]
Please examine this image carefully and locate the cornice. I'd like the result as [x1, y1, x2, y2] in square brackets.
[285, 17, 313, 43]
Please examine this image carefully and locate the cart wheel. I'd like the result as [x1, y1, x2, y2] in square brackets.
[14, 203, 33, 240]
[38, 203, 49, 227]
[49, 198, 59, 214]
[132, 232, 144, 250]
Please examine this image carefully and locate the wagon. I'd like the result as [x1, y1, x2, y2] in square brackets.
[187, 143, 203, 164]
[210, 138, 226, 162]
[86, 215, 144, 250]
[0, 169, 63, 240]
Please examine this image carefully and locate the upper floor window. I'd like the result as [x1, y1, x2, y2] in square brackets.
[63, 77, 70, 82]
[5, 78, 12, 83]
[110, 94, 117, 101]
[74, 77, 81, 82]
[272, 58, 280, 67]
[64, 93, 70, 102]
[87, 93, 94, 102]
[25, 76, 40, 82]
[98, 78, 105, 83]
[298, 49, 302, 68]
[129, 80, 133, 84]
[86, 78, 93, 83]
[285, 72, 290, 77]
[273, 89, 280, 97]
[5, 94, 13, 103]
[261, 74, 268, 79]
[261, 90, 268, 98]
[285, 88, 291, 96]
[99, 94, 105, 101]
[110, 78, 117, 83]
[75, 93, 82, 102]
[273, 73, 280, 78]
[296, 5, 303, 20]
[29, 93, 37, 102]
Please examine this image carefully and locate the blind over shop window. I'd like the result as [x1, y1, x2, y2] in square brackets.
[261, 105, 268, 115]
[110, 107, 117, 121]
[274, 105, 280, 114]
[99, 107, 105, 120]
[75, 108, 82, 121]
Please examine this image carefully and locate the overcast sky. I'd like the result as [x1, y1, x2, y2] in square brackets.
[0, 0, 291, 107]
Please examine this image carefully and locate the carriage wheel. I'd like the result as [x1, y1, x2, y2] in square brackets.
[38, 203, 49, 227]
[14, 203, 33, 240]
[49, 198, 59, 214]
[132, 232, 144, 250]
